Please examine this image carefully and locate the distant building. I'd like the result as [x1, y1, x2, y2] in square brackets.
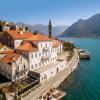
[3, 22, 11, 31]
[2, 21, 26, 32]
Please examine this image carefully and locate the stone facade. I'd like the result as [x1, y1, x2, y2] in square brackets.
[0, 53, 28, 81]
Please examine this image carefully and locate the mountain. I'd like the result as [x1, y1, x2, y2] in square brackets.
[60, 13, 100, 38]
[16, 22, 68, 37]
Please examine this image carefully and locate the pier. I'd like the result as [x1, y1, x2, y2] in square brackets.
[77, 48, 90, 59]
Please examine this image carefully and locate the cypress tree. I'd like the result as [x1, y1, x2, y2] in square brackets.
[48, 20, 52, 38]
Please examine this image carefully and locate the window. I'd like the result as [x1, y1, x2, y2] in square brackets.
[45, 60, 47, 64]
[42, 77, 44, 80]
[35, 53, 37, 57]
[39, 52, 41, 56]
[42, 51, 44, 55]
[35, 64, 37, 67]
[45, 43, 47, 47]
[51, 71, 53, 74]
[42, 62, 44, 65]
[24, 65, 26, 69]
[39, 63, 41, 66]
[31, 65, 33, 69]
[8, 74, 11, 78]
[41, 44, 42, 48]
[20, 58, 22, 63]
[31, 54, 33, 58]
[17, 67, 19, 72]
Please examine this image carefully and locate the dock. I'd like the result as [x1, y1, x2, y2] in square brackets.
[77, 48, 90, 59]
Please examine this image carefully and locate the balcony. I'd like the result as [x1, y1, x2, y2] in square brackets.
[41, 55, 49, 60]
[43, 47, 49, 52]
[16, 69, 27, 78]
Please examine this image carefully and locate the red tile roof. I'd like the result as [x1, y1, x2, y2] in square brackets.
[25, 34, 51, 41]
[16, 42, 38, 52]
[52, 39, 61, 48]
[0, 43, 14, 54]
[0, 43, 5, 49]
[6, 30, 34, 39]
[1, 53, 20, 64]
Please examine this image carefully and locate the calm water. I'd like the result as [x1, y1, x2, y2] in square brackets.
[59, 38, 100, 100]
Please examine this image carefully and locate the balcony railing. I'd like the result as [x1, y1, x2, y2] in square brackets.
[43, 47, 49, 52]
[16, 69, 27, 78]
[41, 55, 49, 60]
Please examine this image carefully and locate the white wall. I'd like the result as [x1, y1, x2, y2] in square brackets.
[29, 41, 50, 70]
[40, 60, 67, 83]
[14, 39, 23, 49]
[12, 56, 28, 81]
[29, 41, 59, 71]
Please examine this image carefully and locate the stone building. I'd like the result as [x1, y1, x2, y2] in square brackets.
[0, 53, 28, 81]
[0, 21, 67, 83]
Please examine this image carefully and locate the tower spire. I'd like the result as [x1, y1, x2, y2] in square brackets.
[48, 20, 52, 38]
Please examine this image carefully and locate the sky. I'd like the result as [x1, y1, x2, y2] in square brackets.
[0, 0, 100, 26]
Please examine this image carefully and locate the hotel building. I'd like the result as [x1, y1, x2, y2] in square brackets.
[0, 23, 68, 83]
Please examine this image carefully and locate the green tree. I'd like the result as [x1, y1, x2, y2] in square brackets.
[48, 20, 52, 38]
[63, 42, 75, 52]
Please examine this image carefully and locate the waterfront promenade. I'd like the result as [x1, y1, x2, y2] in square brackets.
[22, 50, 79, 100]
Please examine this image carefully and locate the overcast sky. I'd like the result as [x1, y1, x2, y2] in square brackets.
[0, 0, 100, 26]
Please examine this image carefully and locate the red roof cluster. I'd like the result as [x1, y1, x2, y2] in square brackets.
[1, 53, 20, 64]
[52, 39, 61, 48]
[6, 30, 34, 39]
[16, 42, 38, 52]
[0, 43, 14, 54]
[25, 33, 51, 41]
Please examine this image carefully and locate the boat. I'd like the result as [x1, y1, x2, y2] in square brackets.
[39, 87, 66, 100]
[77, 48, 90, 59]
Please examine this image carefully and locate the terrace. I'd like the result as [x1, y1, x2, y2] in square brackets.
[1, 76, 39, 97]
[34, 60, 64, 74]
[18, 76, 39, 96]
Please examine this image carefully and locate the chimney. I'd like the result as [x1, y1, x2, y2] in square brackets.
[33, 30, 38, 35]
[20, 31, 23, 34]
